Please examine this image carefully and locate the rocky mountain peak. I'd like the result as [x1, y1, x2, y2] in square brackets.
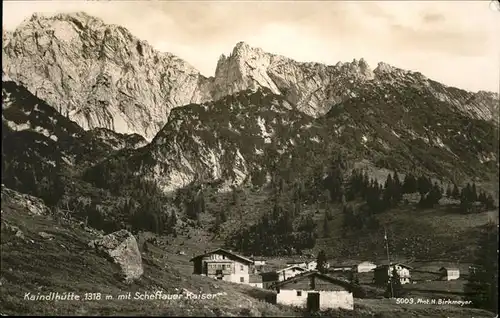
[336, 58, 374, 80]
[212, 41, 282, 100]
[231, 41, 259, 56]
[28, 11, 101, 24]
[2, 11, 213, 140]
[3, 12, 498, 139]
[374, 62, 404, 75]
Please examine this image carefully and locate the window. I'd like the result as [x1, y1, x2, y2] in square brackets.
[240, 277, 244, 283]
[296, 291, 302, 296]
[240, 265, 244, 271]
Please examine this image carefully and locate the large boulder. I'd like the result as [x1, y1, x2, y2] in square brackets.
[89, 229, 143, 283]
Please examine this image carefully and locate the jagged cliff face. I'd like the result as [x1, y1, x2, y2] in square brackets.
[216, 42, 499, 121]
[3, 12, 498, 142]
[213, 42, 377, 117]
[2, 12, 212, 140]
[108, 88, 328, 193]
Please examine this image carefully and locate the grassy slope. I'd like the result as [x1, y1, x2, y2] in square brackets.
[203, 182, 498, 262]
[314, 203, 498, 261]
[0, 193, 294, 316]
[1, 188, 495, 317]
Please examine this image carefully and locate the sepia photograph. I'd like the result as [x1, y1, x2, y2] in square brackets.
[1, 0, 499, 316]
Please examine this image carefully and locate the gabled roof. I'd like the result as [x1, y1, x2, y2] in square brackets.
[276, 265, 308, 273]
[439, 267, 460, 271]
[358, 261, 376, 266]
[376, 262, 413, 269]
[189, 248, 254, 264]
[270, 270, 352, 290]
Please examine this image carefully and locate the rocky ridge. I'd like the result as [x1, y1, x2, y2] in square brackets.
[89, 80, 498, 198]
[3, 12, 498, 140]
[1, 79, 147, 201]
[87, 88, 328, 193]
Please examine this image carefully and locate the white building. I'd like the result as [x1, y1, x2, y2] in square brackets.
[286, 261, 308, 268]
[277, 265, 309, 281]
[356, 261, 377, 273]
[190, 248, 254, 285]
[249, 274, 264, 288]
[374, 263, 413, 285]
[306, 261, 318, 271]
[253, 258, 266, 266]
[262, 265, 308, 289]
[270, 271, 354, 311]
[439, 267, 460, 281]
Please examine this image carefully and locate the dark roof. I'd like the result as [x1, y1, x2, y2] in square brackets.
[439, 267, 460, 271]
[189, 248, 254, 264]
[270, 270, 352, 290]
[260, 271, 279, 281]
[330, 260, 358, 267]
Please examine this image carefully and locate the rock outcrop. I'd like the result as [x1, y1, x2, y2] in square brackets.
[1, 185, 50, 216]
[88, 229, 143, 283]
[3, 12, 498, 141]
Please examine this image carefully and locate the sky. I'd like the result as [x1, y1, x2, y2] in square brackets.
[3, 0, 500, 93]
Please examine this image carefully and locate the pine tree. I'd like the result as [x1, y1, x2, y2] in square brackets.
[452, 184, 460, 199]
[362, 171, 370, 198]
[428, 182, 443, 206]
[485, 194, 496, 210]
[316, 250, 327, 273]
[465, 222, 498, 312]
[382, 174, 393, 209]
[392, 171, 403, 204]
[323, 213, 330, 238]
[169, 211, 178, 233]
[384, 174, 393, 191]
[471, 183, 478, 202]
[460, 188, 473, 213]
[465, 183, 473, 202]
[402, 173, 417, 194]
[385, 267, 404, 298]
[478, 191, 487, 204]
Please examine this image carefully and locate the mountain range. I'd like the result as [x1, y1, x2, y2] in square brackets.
[2, 11, 499, 258]
[3, 11, 499, 141]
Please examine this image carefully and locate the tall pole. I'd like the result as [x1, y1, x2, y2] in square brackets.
[384, 227, 394, 298]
